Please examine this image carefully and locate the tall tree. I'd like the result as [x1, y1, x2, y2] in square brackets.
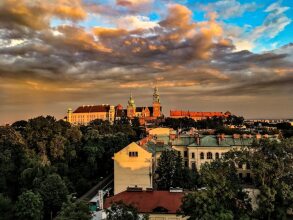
[15, 190, 43, 220]
[180, 159, 251, 220]
[0, 194, 14, 220]
[39, 174, 68, 219]
[155, 150, 199, 190]
[56, 197, 91, 220]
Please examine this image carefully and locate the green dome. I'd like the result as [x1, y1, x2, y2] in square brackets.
[128, 94, 135, 106]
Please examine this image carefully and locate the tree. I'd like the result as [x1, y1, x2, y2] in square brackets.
[0, 194, 14, 220]
[155, 150, 199, 190]
[15, 190, 43, 220]
[39, 174, 69, 219]
[180, 159, 251, 220]
[56, 197, 91, 220]
[106, 201, 141, 220]
[246, 138, 293, 219]
[0, 126, 28, 199]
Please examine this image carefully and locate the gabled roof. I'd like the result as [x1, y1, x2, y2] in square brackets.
[104, 191, 184, 214]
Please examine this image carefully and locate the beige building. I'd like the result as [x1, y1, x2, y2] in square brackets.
[153, 133, 278, 175]
[66, 104, 115, 125]
[148, 127, 172, 136]
[113, 133, 280, 194]
[113, 142, 153, 195]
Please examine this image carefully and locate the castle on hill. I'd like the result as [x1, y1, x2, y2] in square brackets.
[65, 86, 231, 125]
[65, 87, 162, 125]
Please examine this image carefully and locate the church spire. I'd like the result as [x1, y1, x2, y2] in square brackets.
[153, 86, 160, 103]
[128, 92, 135, 107]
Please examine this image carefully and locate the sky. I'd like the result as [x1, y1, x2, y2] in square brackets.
[0, 0, 292, 124]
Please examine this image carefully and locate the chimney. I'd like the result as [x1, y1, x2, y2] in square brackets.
[256, 134, 262, 139]
[233, 134, 240, 139]
[170, 133, 176, 140]
[220, 134, 225, 140]
[217, 134, 221, 145]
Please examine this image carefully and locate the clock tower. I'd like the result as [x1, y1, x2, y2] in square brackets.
[152, 87, 161, 117]
[127, 93, 136, 118]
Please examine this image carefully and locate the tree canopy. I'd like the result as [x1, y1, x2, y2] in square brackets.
[0, 115, 140, 219]
[155, 150, 200, 190]
[180, 138, 293, 220]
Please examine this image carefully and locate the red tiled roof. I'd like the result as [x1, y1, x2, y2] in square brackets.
[170, 110, 229, 118]
[73, 105, 110, 113]
[104, 191, 184, 214]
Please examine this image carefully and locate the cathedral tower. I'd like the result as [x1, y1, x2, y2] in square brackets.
[127, 93, 136, 118]
[152, 87, 161, 117]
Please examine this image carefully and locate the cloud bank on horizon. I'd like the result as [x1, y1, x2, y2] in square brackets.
[0, 0, 292, 123]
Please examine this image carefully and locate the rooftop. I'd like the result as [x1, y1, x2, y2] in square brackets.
[104, 190, 184, 214]
[73, 105, 111, 113]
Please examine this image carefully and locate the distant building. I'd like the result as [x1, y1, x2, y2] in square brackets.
[170, 110, 231, 120]
[66, 104, 115, 125]
[65, 87, 162, 125]
[104, 189, 187, 220]
[126, 87, 162, 124]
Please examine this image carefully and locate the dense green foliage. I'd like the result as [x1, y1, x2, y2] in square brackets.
[15, 190, 43, 220]
[180, 138, 293, 220]
[231, 138, 293, 219]
[160, 115, 244, 130]
[0, 194, 14, 220]
[106, 201, 149, 220]
[56, 197, 91, 220]
[0, 116, 140, 219]
[155, 150, 199, 190]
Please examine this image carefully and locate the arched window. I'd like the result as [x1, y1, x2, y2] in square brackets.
[215, 153, 220, 159]
[207, 152, 213, 159]
[200, 152, 204, 160]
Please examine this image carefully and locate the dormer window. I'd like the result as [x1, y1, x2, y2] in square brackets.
[129, 151, 138, 157]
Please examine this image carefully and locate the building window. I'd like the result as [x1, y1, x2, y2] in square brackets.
[239, 173, 243, 179]
[184, 151, 188, 158]
[238, 163, 243, 169]
[215, 153, 219, 159]
[246, 173, 251, 179]
[129, 151, 138, 157]
[184, 161, 188, 167]
[200, 152, 204, 160]
[177, 151, 181, 157]
[191, 162, 196, 171]
[246, 163, 251, 170]
[207, 152, 213, 159]
[191, 152, 195, 159]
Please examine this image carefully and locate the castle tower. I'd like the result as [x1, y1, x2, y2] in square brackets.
[67, 108, 73, 123]
[152, 87, 161, 117]
[127, 93, 136, 118]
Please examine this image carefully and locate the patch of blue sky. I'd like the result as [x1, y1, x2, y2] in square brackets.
[148, 12, 161, 21]
[252, 22, 292, 53]
[78, 14, 115, 30]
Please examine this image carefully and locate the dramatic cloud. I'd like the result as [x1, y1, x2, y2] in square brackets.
[0, 0, 86, 29]
[223, 1, 291, 51]
[0, 0, 292, 123]
[200, 0, 258, 19]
